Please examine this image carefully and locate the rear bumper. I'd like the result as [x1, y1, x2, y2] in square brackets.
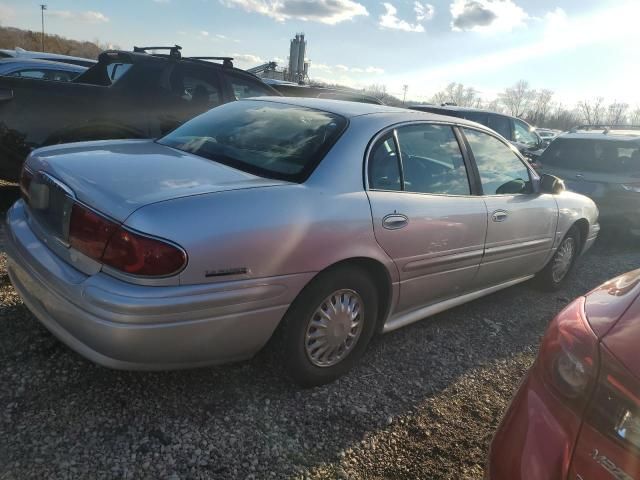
[5, 201, 312, 370]
[486, 369, 582, 480]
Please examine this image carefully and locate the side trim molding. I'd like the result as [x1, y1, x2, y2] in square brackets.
[382, 274, 535, 333]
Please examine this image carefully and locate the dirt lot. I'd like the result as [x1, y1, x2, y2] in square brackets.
[0, 187, 638, 479]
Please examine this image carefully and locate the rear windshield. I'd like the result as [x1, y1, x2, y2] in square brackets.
[158, 100, 348, 181]
[540, 138, 640, 173]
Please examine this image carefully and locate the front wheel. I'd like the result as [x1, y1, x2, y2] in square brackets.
[276, 266, 378, 387]
[535, 226, 581, 291]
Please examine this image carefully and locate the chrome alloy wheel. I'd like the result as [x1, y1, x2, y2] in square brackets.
[304, 289, 364, 368]
[552, 236, 576, 283]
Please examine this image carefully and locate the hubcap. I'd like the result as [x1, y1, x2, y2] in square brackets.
[304, 289, 364, 368]
[552, 236, 576, 283]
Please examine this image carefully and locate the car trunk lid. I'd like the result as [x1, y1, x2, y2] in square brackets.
[27, 139, 288, 222]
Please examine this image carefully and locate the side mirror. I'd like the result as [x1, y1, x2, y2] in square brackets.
[539, 174, 565, 195]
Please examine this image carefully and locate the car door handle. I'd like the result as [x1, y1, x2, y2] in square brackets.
[0, 88, 13, 102]
[382, 214, 408, 230]
[491, 210, 508, 222]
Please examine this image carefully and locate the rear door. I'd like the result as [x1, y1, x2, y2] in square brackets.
[366, 122, 488, 314]
[461, 127, 557, 287]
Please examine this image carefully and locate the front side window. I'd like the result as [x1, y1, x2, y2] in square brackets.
[228, 74, 275, 99]
[368, 134, 401, 191]
[158, 100, 347, 181]
[396, 124, 471, 195]
[169, 66, 222, 109]
[8, 69, 45, 79]
[513, 119, 539, 148]
[464, 128, 531, 195]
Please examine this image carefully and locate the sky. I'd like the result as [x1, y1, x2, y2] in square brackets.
[1, 0, 639, 105]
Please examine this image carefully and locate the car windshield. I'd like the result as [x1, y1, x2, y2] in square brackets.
[158, 100, 347, 181]
[540, 138, 640, 174]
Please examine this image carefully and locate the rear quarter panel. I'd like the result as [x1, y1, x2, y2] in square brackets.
[553, 190, 598, 248]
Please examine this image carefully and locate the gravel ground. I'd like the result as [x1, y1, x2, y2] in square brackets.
[0, 187, 638, 479]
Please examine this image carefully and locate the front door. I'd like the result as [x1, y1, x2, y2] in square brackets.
[461, 127, 557, 287]
[366, 123, 488, 315]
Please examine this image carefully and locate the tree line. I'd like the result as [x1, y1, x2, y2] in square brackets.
[0, 26, 114, 59]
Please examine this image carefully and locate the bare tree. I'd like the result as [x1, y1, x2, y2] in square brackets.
[578, 97, 605, 125]
[527, 89, 554, 126]
[605, 101, 629, 125]
[431, 82, 482, 107]
[499, 80, 534, 117]
[630, 107, 640, 126]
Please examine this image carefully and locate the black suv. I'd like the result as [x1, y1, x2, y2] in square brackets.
[0, 46, 279, 181]
[409, 105, 545, 158]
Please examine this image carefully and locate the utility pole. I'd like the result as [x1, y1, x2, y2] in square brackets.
[402, 84, 408, 105]
[40, 4, 47, 52]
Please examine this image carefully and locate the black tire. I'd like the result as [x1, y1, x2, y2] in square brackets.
[274, 265, 378, 387]
[535, 226, 581, 291]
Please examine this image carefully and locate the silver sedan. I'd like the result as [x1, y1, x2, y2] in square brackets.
[6, 97, 599, 386]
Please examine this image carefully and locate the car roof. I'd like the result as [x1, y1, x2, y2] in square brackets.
[243, 97, 497, 130]
[0, 48, 96, 64]
[560, 130, 640, 142]
[0, 58, 86, 70]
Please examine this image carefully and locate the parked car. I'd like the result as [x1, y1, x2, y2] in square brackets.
[488, 269, 640, 480]
[263, 79, 384, 104]
[0, 47, 97, 67]
[0, 58, 86, 81]
[535, 125, 640, 235]
[0, 46, 279, 181]
[409, 105, 546, 159]
[6, 98, 599, 386]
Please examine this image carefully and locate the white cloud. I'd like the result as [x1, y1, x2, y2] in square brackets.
[312, 63, 333, 72]
[220, 0, 368, 25]
[49, 10, 110, 23]
[231, 53, 264, 65]
[200, 30, 210, 36]
[379, 2, 425, 32]
[335, 64, 349, 71]
[311, 63, 384, 75]
[450, 0, 528, 33]
[365, 66, 385, 74]
[414, 2, 434, 21]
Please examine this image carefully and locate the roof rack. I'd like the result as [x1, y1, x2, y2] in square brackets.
[133, 45, 182, 59]
[570, 124, 640, 134]
[188, 56, 234, 68]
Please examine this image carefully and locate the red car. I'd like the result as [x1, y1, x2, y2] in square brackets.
[488, 270, 640, 480]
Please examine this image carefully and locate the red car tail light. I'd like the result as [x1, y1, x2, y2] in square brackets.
[19, 167, 33, 203]
[538, 297, 599, 412]
[102, 228, 187, 277]
[69, 203, 118, 260]
[68, 202, 187, 277]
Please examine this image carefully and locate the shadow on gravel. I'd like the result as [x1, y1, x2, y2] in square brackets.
[0, 186, 639, 479]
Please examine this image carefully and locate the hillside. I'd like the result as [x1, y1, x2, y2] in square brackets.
[0, 26, 111, 59]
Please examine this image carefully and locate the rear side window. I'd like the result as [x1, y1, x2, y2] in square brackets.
[541, 138, 640, 173]
[396, 124, 471, 195]
[464, 128, 531, 195]
[487, 114, 511, 139]
[228, 74, 275, 99]
[368, 135, 401, 191]
[158, 100, 347, 181]
[169, 66, 223, 109]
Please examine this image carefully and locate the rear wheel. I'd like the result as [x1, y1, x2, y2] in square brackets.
[276, 266, 378, 387]
[536, 226, 581, 290]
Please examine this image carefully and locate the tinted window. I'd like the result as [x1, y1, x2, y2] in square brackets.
[464, 128, 531, 195]
[461, 111, 488, 125]
[540, 138, 640, 173]
[228, 74, 275, 99]
[158, 100, 347, 181]
[513, 119, 539, 147]
[487, 114, 511, 139]
[8, 69, 44, 79]
[396, 124, 470, 195]
[368, 135, 401, 191]
[170, 66, 222, 109]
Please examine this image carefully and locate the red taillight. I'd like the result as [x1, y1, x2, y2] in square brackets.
[102, 228, 186, 276]
[538, 297, 599, 412]
[19, 167, 33, 202]
[69, 203, 118, 260]
[68, 202, 186, 277]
